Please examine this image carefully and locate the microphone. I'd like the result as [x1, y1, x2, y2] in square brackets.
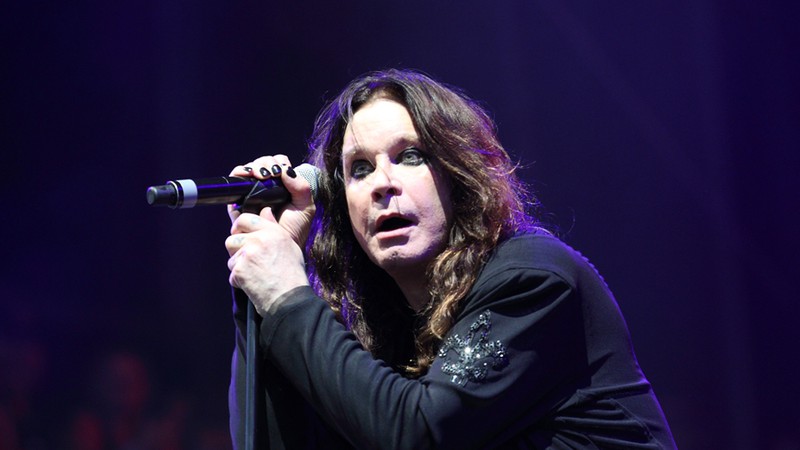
[146, 163, 319, 210]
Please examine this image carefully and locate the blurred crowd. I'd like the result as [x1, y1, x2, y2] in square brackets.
[0, 338, 231, 450]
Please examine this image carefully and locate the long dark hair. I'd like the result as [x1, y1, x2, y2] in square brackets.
[306, 69, 539, 376]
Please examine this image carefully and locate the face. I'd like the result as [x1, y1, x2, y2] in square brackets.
[342, 98, 452, 282]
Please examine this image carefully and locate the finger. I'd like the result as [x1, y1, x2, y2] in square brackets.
[230, 212, 266, 235]
[229, 271, 240, 289]
[230, 155, 294, 180]
[272, 154, 292, 170]
[229, 164, 256, 177]
[260, 207, 277, 223]
[228, 204, 242, 223]
[279, 166, 314, 208]
[227, 157, 276, 180]
[227, 155, 294, 222]
[225, 234, 247, 257]
[228, 162, 258, 222]
[249, 155, 287, 180]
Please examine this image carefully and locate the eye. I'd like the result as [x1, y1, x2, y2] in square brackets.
[349, 159, 374, 179]
[398, 147, 427, 166]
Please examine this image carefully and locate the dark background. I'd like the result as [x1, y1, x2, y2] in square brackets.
[2, 1, 798, 448]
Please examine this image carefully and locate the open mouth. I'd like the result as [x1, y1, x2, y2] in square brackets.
[378, 217, 414, 232]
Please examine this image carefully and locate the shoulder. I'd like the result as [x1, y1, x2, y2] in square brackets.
[458, 231, 615, 318]
[478, 231, 601, 288]
[460, 231, 614, 314]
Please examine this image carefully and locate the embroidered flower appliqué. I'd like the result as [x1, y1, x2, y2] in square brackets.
[438, 310, 509, 385]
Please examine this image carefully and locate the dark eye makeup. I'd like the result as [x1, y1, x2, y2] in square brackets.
[350, 159, 373, 179]
[348, 147, 428, 180]
[398, 147, 427, 166]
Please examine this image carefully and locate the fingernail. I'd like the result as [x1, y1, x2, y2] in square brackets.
[259, 167, 269, 177]
[271, 165, 282, 176]
[244, 166, 253, 173]
[286, 166, 297, 178]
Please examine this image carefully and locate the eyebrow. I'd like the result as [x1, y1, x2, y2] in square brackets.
[342, 134, 422, 159]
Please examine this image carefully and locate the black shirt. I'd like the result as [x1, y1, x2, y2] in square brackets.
[229, 233, 676, 449]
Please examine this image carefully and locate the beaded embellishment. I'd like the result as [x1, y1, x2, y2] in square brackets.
[438, 310, 509, 385]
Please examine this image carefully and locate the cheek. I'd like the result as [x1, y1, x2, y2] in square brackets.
[345, 190, 368, 240]
[431, 206, 452, 242]
[427, 178, 453, 230]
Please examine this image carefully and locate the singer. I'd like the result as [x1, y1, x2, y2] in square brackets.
[224, 69, 676, 448]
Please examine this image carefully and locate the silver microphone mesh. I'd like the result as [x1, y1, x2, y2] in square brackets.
[295, 163, 320, 199]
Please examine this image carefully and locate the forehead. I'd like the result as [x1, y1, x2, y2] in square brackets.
[342, 99, 418, 156]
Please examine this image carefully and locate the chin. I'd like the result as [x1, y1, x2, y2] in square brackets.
[372, 248, 437, 276]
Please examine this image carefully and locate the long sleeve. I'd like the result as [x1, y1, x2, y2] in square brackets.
[229, 288, 352, 450]
[241, 234, 675, 449]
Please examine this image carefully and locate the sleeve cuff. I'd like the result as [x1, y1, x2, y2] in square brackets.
[259, 285, 326, 350]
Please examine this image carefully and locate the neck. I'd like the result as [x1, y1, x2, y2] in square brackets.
[390, 269, 430, 313]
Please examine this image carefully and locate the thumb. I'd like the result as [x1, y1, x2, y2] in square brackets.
[260, 206, 277, 223]
[227, 204, 242, 223]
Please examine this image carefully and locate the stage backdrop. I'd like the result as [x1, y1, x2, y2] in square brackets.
[2, 1, 798, 448]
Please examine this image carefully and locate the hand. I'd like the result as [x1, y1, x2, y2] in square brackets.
[225, 155, 315, 315]
[226, 207, 310, 316]
[227, 154, 316, 247]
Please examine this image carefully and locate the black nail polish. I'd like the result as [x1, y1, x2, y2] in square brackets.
[286, 166, 297, 178]
[271, 165, 282, 176]
[259, 167, 269, 177]
[244, 166, 253, 173]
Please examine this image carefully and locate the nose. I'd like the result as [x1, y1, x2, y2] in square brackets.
[370, 163, 401, 202]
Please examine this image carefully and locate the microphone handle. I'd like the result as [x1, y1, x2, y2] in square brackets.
[146, 176, 289, 209]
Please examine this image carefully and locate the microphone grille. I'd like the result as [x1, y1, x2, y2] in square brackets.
[295, 163, 321, 199]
